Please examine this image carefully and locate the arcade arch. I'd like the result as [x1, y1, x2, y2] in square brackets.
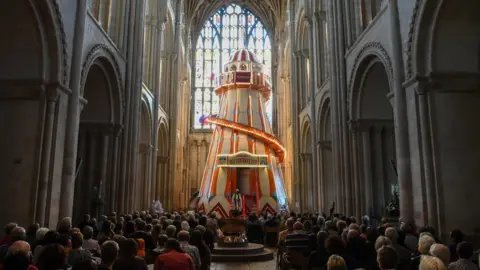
[300, 118, 313, 212]
[75, 57, 122, 221]
[318, 98, 334, 213]
[136, 99, 153, 211]
[350, 55, 396, 219]
[156, 120, 170, 210]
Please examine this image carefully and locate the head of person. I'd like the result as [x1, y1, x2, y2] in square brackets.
[124, 221, 135, 235]
[195, 225, 206, 234]
[10, 227, 26, 243]
[36, 244, 66, 270]
[377, 245, 398, 270]
[336, 220, 347, 232]
[374, 236, 392, 252]
[419, 255, 446, 270]
[286, 218, 295, 230]
[43, 230, 60, 245]
[293, 221, 304, 231]
[4, 241, 32, 270]
[82, 226, 94, 240]
[166, 225, 177, 238]
[181, 221, 190, 231]
[450, 229, 464, 244]
[118, 238, 138, 259]
[327, 254, 347, 270]
[190, 230, 204, 246]
[71, 232, 84, 249]
[111, 235, 126, 245]
[4, 223, 17, 236]
[418, 234, 436, 255]
[164, 238, 184, 253]
[323, 220, 334, 232]
[325, 235, 345, 255]
[317, 231, 329, 250]
[348, 223, 359, 232]
[36, 227, 49, 243]
[157, 235, 168, 247]
[177, 230, 190, 242]
[456, 241, 474, 260]
[429, 243, 450, 266]
[135, 220, 146, 231]
[57, 217, 72, 233]
[384, 227, 399, 242]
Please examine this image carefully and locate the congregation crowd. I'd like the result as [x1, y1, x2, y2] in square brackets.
[0, 210, 477, 270]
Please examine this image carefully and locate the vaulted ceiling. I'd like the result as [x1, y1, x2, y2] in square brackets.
[184, 0, 287, 39]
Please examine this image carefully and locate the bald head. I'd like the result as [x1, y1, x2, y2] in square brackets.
[11, 227, 26, 242]
[7, 240, 30, 256]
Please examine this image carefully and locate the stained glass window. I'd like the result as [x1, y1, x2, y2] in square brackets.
[193, 4, 272, 129]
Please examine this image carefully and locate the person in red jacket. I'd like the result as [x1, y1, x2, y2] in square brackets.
[154, 239, 195, 270]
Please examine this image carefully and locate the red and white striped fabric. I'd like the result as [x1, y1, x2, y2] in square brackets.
[229, 48, 259, 63]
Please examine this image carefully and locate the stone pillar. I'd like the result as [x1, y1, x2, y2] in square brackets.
[110, 125, 122, 211]
[388, 0, 413, 223]
[60, 0, 87, 219]
[87, 128, 98, 215]
[317, 142, 324, 212]
[36, 87, 58, 225]
[372, 125, 385, 217]
[305, 16, 319, 212]
[97, 0, 107, 29]
[349, 121, 362, 219]
[362, 130, 373, 216]
[98, 130, 109, 215]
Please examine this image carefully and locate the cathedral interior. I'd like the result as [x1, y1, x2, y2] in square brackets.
[1, 0, 480, 247]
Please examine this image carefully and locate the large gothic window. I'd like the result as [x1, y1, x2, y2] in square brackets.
[193, 4, 272, 129]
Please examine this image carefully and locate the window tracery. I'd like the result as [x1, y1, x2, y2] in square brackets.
[193, 4, 272, 129]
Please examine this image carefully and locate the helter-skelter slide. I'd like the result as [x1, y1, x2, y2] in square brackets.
[197, 49, 288, 218]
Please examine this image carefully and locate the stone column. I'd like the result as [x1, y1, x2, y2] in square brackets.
[317, 142, 324, 212]
[110, 125, 122, 211]
[288, 0, 300, 210]
[87, 127, 98, 215]
[388, 0, 413, 223]
[372, 125, 385, 217]
[349, 121, 362, 219]
[99, 125, 111, 215]
[60, 0, 87, 219]
[362, 130, 373, 216]
[36, 86, 58, 225]
[97, 0, 107, 29]
[305, 16, 319, 212]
